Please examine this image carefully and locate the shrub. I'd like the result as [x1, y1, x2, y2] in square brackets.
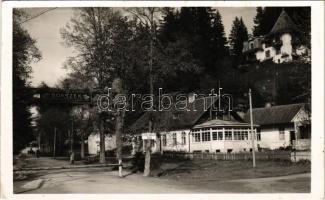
[296, 159, 311, 166]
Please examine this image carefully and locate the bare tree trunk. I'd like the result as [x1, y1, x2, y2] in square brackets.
[99, 118, 106, 164]
[116, 110, 124, 177]
[81, 132, 85, 159]
[113, 78, 125, 177]
[38, 131, 41, 150]
[143, 8, 154, 177]
[53, 127, 56, 158]
[70, 119, 75, 165]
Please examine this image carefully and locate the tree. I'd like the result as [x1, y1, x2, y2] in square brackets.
[229, 17, 248, 60]
[13, 9, 42, 154]
[62, 8, 147, 164]
[252, 7, 264, 36]
[36, 108, 71, 155]
[126, 7, 161, 177]
[159, 8, 180, 42]
[210, 10, 228, 61]
[61, 8, 130, 164]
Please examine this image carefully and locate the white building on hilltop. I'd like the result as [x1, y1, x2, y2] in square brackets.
[242, 10, 310, 64]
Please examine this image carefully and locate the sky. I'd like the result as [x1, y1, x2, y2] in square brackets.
[22, 7, 257, 87]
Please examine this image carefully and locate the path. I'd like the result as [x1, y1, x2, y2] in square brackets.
[14, 157, 311, 193]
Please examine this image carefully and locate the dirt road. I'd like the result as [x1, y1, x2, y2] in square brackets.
[14, 168, 310, 194]
[14, 157, 311, 193]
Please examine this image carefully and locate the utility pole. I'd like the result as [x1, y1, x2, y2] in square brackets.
[53, 127, 56, 157]
[249, 89, 256, 168]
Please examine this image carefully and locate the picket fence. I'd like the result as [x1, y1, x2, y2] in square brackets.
[162, 151, 310, 162]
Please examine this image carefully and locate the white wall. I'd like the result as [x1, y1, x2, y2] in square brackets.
[255, 44, 277, 62]
[190, 136, 260, 153]
[258, 126, 293, 149]
[161, 128, 260, 153]
[161, 129, 190, 152]
[280, 33, 293, 56]
[254, 33, 294, 63]
[88, 133, 116, 155]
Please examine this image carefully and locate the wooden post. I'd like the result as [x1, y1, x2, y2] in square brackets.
[70, 119, 75, 165]
[81, 132, 85, 159]
[53, 127, 56, 157]
[249, 89, 256, 168]
[294, 121, 299, 162]
[118, 159, 123, 177]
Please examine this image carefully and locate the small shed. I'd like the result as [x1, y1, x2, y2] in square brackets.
[88, 132, 116, 155]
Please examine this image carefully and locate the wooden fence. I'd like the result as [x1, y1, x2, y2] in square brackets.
[162, 151, 294, 161]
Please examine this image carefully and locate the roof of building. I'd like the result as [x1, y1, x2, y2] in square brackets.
[243, 103, 309, 126]
[129, 96, 218, 133]
[270, 10, 298, 35]
[193, 119, 258, 129]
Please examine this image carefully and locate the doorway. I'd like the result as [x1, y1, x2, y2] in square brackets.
[290, 131, 296, 145]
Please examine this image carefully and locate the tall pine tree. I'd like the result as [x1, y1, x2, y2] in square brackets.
[229, 17, 248, 60]
[252, 7, 264, 36]
[211, 10, 227, 60]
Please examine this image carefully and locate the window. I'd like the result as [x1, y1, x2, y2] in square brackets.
[212, 128, 223, 140]
[212, 132, 218, 140]
[193, 132, 200, 142]
[150, 139, 155, 147]
[279, 128, 285, 140]
[225, 130, 232, 140]
[162, 135, 167, 146]
[202, 131, 211, 142]
[249, 130, 256, 140]
[216, 149, 220, 153]
[218, 132, 223, 140]
[227, 149, 233, 153]
[250, 43, 254, 49]
[205, 150, 209, 153]
[276, 49, 281, 55]
[257, 132, 261, 141]
[181, 132, 186, 145]
[172, 133, 177, 145]
[240, 131, 244, 140]
[233, 131, 238, 140]
[266, 50, 270, 58]
[244, 130, 248, 140]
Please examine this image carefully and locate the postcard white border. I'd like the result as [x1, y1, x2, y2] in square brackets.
[1, 1, 324, 200]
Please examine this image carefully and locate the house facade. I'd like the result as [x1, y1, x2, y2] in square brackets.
[129, 96, 260, 154]
[88, 132, 116, 155]
[243, 103, 311, 150]
[242, 10, 310, 64]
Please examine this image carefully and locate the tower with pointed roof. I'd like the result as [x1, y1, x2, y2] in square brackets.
[242, 10, 309, 64]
